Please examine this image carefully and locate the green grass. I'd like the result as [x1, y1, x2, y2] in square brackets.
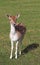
[0, 0, 40, 65]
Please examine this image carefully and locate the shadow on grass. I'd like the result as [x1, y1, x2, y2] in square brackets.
[12, 43, 39, 59]
[21, 43, 39, 55]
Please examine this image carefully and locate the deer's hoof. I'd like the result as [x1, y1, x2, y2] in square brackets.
[15, 56, 17, 59]
[10, 56, 12, 59]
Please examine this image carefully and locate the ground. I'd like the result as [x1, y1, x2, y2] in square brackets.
[0, 0, 40, 65]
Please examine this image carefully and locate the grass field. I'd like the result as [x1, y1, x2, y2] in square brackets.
[0, 0, 40, 65]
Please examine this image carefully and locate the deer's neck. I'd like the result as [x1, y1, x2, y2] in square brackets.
[10, 23, 16, 34]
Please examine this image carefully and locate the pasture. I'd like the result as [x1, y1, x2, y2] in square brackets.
[0, 0, 40, 65]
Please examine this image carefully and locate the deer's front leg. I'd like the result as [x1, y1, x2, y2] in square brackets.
[15, 41, 19, 59]
[10, 40, 13, 59]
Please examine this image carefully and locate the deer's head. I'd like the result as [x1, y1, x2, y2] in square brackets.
[7, 14, 20, 24]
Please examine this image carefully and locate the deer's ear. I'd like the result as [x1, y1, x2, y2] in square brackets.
[16, 14, 20, 19]
[7, 14, 9, 17]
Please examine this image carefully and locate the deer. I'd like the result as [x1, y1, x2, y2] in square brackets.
[7, 14, 26, 59]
